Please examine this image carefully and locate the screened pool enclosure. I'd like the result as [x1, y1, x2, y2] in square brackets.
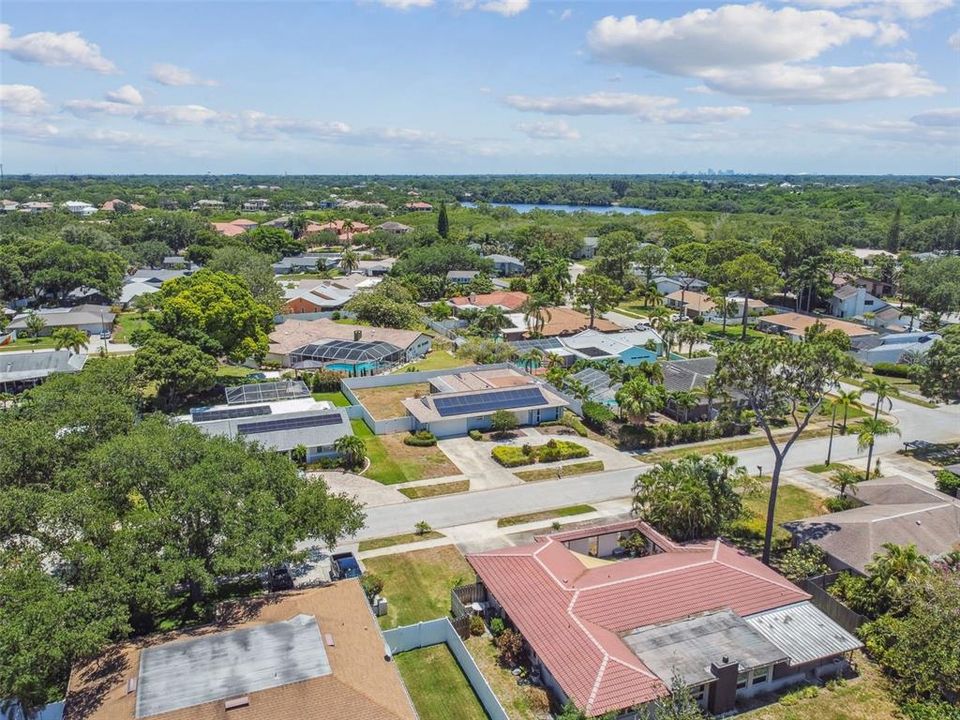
[289, 339, 404, 376]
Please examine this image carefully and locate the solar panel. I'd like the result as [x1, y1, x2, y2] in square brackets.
[225, 380, 311, 405]
[433, 386, 548, 417]
[236, 413, 344, 436]
[509, 337, 564, 352]
[191, 405, 272, 423]
[577, 346, 610, 358]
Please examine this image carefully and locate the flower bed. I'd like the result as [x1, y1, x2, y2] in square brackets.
[491, 439, 590, 467]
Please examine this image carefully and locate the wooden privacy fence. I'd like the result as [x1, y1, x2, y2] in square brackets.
[802, 573, 867, 634]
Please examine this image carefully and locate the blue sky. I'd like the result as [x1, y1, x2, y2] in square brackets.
[1, 1, 958, 174]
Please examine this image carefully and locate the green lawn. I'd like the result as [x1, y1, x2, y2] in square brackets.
[353, 420, 406, 484]
[112, 312, 150, 343]
[803, 463, 863, 478]
[514, 460, 604, 482]
[357, 530, 445, 552]
[744, 484, 825, 526]
[395, 645, 489, 720]
[404, 350, 470, 372]
[640, 427, 834, 463]
[399, 479, 470, 499]
[215, 365, 258, 379]
[363, 545, 475, 629]
[312, 390, 352, 407]
[497, 504, 596, 528]
[353, 421, 459, 485]
[702, 321, 766, 341]
[0, 335, 60, 352]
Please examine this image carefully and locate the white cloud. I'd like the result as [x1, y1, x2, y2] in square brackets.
[587, 5, 882, 73]
[788, 0, 954, 21]
[560, 9, 572, 21]
[819, 117, 959, 144]
[698, 62, 942, 103]
[64, 99, 220, 125]
[1, 120, 60, 140]
[63, 99, 138, 117]
[455, 0, 529, 14]
[105, 84, 144, 106]
[0, 23, 117, 74]
[505, 91, 678, 115]
[950, 29, 960, 50]
[233, 110, 351, 139]
[149, 63, 217, 87]
[910, 108, 960, 126]
[516, 120, 581, 140]
[377, 0, 434, 8]
[504, 91, 750, 123]
[0, 84, 50, 116]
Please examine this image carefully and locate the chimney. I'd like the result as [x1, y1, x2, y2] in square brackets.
[354, 329, 362, 341]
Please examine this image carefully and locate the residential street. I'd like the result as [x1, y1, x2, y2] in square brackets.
[342, 390, 959, 541]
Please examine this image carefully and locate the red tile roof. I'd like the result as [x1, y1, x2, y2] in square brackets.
[449, 291, 529, 311]
[211, 222, 248, 237]
[467, 529, 808, 716]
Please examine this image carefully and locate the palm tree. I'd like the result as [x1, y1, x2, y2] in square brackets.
[340, 247, 360, 274]
[335, 435, 366, 469]
[634, 283, 663, 309]
[708, 288, 735, 335]
[477, 306, 508, 337]
[51, 327, 89, 354]
[902, 305, 918, 332]
[341, 219, 355, 247]
[856, 417, 900, 481]
[829, 466, 862, 498]
[519, 348, 544, 372]
[635, 360, 664, 385]
[866, 543, 931, 593]
[614, 377, 666, 426]
[657, 319, 680, 358]
[862, 377, 898, 419]
[678, 323, 706, 357]
[520, 295, 551, 337]
[833, 389, 862, 435]
[287, 214, 309, 240]
[669, 390, 699, 423]
[564, 377, 592, 402]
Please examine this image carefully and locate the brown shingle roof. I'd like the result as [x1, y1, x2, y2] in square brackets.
[537, 307, 620, 337]
[63, 581, 415, 720]
[268, 318, 425, 358]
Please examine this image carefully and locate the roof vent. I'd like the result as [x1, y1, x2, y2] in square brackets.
[224, 697, 250, 711]
[125, 677, 138, 695]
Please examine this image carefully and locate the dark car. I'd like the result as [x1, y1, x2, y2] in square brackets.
[266, 564, 294, 591]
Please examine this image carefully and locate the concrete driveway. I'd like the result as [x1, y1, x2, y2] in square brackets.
[437, 437, 520, 490]
[317, 470, 409, 506]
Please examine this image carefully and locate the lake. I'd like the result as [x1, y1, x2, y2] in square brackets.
[459, 201, 658, 215]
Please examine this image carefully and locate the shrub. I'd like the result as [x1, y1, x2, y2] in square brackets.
[403, 430, 437, 447]
[489, 617, 505, 637]
[560, 411, 589, 437]
[777, 544, 829, 583]
[414, 520, 432, 535]
[492, 445, 534, 467]
[493, 441, 589, 466]
[779, 685, 819, 706]
[495, 628, 524, 667]
[469, 614, 485, 636]
[935, 469, 960, 498]
[361, 574, 384, 601]
[331, 311, 341, 320]
[468, 429, 483, 441]
[872, 362, 912, 378]
[310, 369, 343, 392]
[490, 409, 519, 436]
[582, 401, 615, 430]
[825, 496, 857, 512]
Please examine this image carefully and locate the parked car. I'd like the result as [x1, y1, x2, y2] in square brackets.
[266, 564, 294, 591]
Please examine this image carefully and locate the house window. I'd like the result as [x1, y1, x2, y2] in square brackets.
[737, 673, 749, 690]
[690, 684, 706, 703]
[752, 667, 770, 686]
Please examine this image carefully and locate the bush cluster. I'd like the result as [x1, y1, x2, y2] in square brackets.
[620, 420, 745, 449]
[871, 362, 913, 378]
[403, 430, 438, 447]
[935, 469, 960, 498]
[468, 429, 483, 441]
[491, 439, 589, 467]
[582, 401, 616, 430]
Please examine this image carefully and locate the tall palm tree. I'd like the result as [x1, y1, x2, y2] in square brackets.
[341, 219, 355, 247]
[833, 389, 862, 435]
[678, 324, 706, 357]
[615, 377, 666, 426]
[477, 305, 508, 337]
[340, 247, 360, 274]
[669, 390, 699, 423]
[856, 417, 900, 480]
[335, 434, 366, 469]
[657, 319, 680, 358]
[520, 295, 551, 337]
[634, 283, 663, 309]
[829, 466, 862, 498]
[564, 377, 592, 402]
[287, 214, 309, 240]
[51, 327, 89, 354]
[862, 377, 898, 419]
[520, 348, 544, 372]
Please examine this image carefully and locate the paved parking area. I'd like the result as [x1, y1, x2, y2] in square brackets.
[318, 470, 409, 506]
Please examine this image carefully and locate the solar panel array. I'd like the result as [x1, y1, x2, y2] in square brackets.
[576, 346, 610, 358]
[433, 386, 548, 417]
[237, 412, 344, 436]
[290, 339, 402, 363]
[225, 380, 311, 405]
[191, 405, 272, 423]
[571, 368, 621, 401]
[509, 337, 564, 352]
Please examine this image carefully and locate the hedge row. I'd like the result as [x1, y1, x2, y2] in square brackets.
[620, 420, 746, 449]
[491, 439, 590, 467]
[403, 430, 438, 447]
[871, 362, 913, 379]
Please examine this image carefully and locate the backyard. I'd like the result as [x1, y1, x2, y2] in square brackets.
[311, 390, 351, 406]
[354, 382, 432, 419]
[112, 311, 150, 343]
[363, 545, 475, 630]
[395, 645, 489, 720]
[405, 350, 470, 372]
[353, 421, 460, 485]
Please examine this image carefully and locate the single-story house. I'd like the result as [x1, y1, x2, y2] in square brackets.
[377, 221, 413, 235]
[864, 305, 909, 332]
[854, 332, 941, 365]
[659, 356, 745, 421]
[501, 306, 621, 340]
[242, 198, 270, 211]
[0, 349, 88, 394]
[100, 199, 146, 212]
[449, 291, 529, 313]
[191, 199, 225, 210]
[402, 375, 568, 438]
[573, 236, 599, 259]
[161, 256, 197, 270]
[829, 284, 888, 320]
[446, 270, 480, 285]
[267, 318, 430, 370]
[19, 201, 54, 213]
[129, 268, 195, 285]
[404, 201, 433, 211]
[182, 381, 352, 462]
[355, 258, 396, 276]
[484, 254, 525, 276]
[8, 305, 116, 338]
[281, 283, 354, 314]
[653, 275, 708, 296]
[118, 281, 161, 307]
[211, 221, 249, 238]
[785, 476, 960, 575]
[560, 328, 662, 364]
[569, 366, 621, 405]
[315, 220, 371, 242]
[62, 580, 416, 720]
[273, 253, 341, 274]
[665, 290, 767, 320]
[757, 313, 876, 341]
[466, 520, 860, 717]
[851, 248, 896, 262]
[63, 201, 97, 217]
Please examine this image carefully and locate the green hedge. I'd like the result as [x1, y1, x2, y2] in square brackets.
[491, 439, 589, 467]
[935, 469, 960, 498]
[403, 430, 438, 447]
[871, 362, 912, 379]
[619, 420, 746, 450]
[468, 429, 483, 441]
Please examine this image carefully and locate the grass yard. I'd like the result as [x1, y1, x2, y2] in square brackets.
[357, 530, 445, 552]
[744, 484, 826, 525]
[399, 479, 469, 499]
[738, 653, 900, 720]
[514, 460, 604, 482]
[215, 365, 258, 379]
[804, 463, 863, 479]
[361, 431, 459, 485]
[112, 312, 150, 343]
[311, 390, 352, 407]
[465, 635, 550, 720]
[497, 504, 596, 528]
[363, 545, 475, 629]
[639, 427, 833, 463]
[702, 321, 766, 341]
[842, 375, 937, 409]
[0, 335, 60, 352]
[354, 382, 432, 420]
[395, 645, 489, 720]
[405, 350, 470, 372]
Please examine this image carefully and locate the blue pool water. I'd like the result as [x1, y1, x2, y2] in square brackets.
[326, 361, 379, 375]
[460, 201, 658, 215]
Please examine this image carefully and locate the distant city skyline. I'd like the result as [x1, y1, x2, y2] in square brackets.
[1, 1, 958, 175]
